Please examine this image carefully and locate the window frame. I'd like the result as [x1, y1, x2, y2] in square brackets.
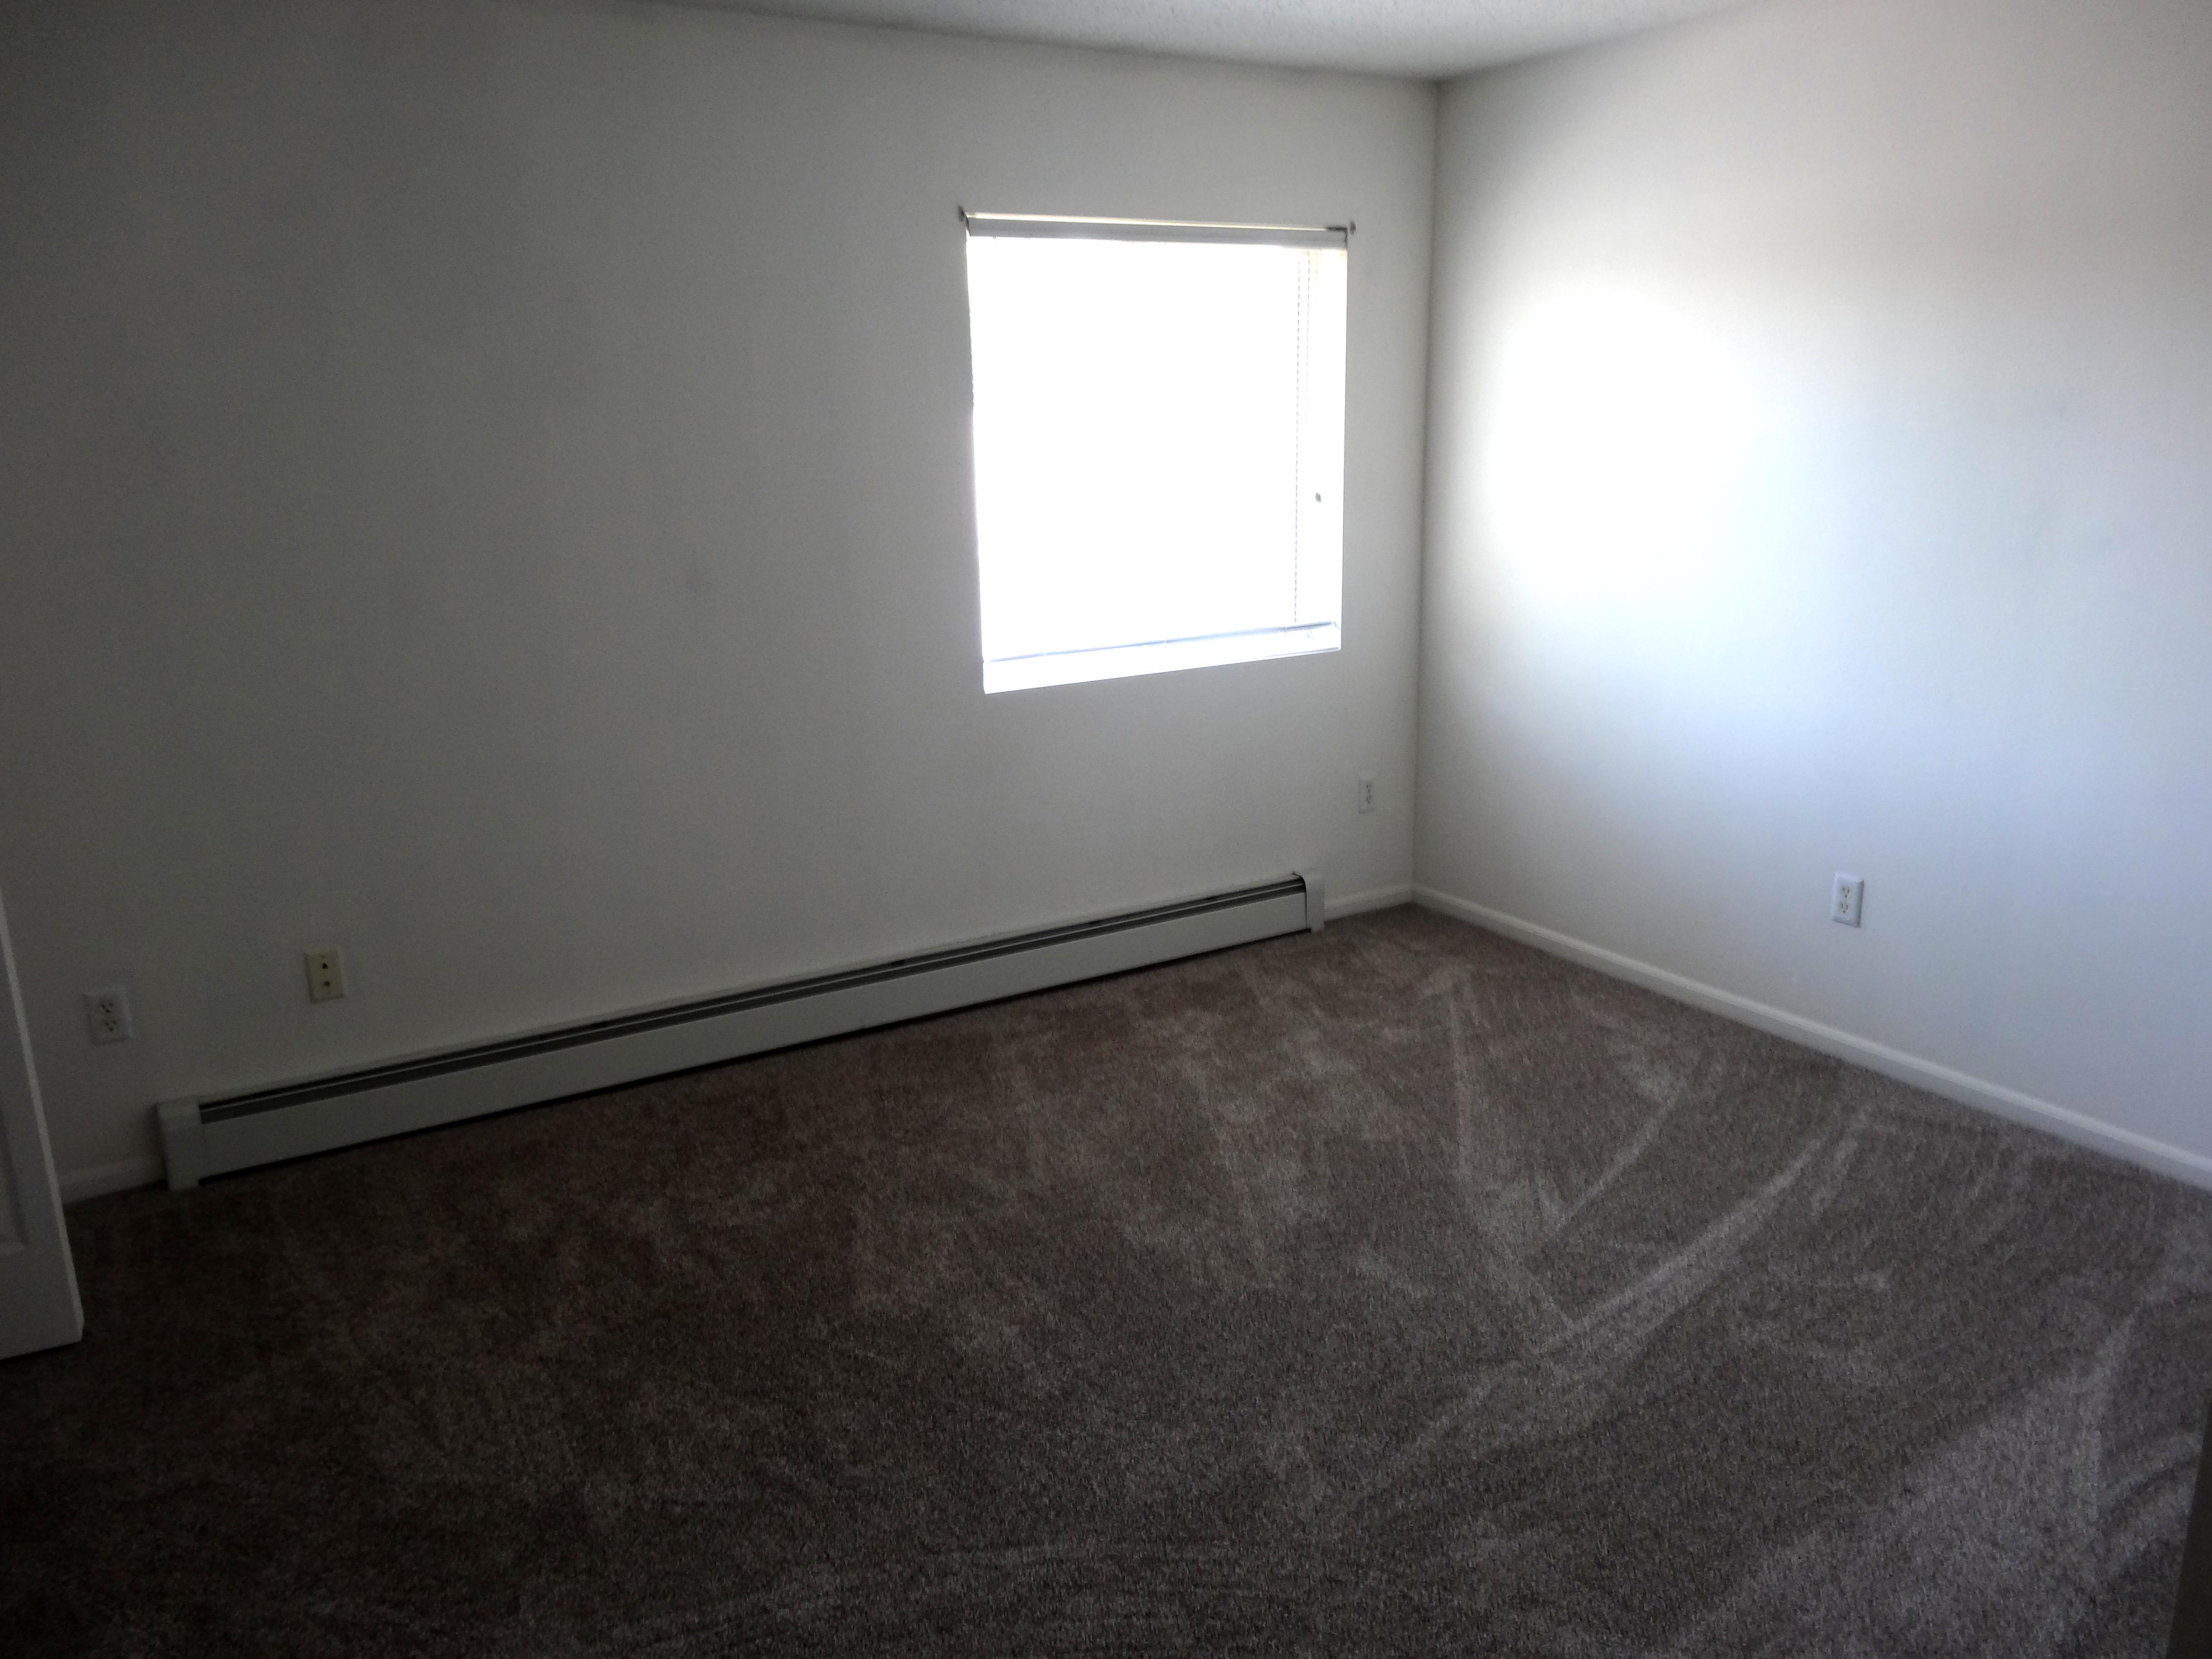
[961, 211, 1351, 695]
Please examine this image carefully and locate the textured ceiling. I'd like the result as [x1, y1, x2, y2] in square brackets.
[693, 0, 1755, 79]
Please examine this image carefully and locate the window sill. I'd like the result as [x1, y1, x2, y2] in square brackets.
[983, 622, 1340, 694]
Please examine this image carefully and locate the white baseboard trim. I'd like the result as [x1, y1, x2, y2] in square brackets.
[1414, 885, 2212, 1194]
[60, 1153, 164, 1206]
[1326, 882, 1414, 920]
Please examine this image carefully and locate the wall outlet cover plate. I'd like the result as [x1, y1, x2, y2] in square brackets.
[84, 986, 133, 1044]
[305, 949, 347, 1003]
[1832, 873, 1865, 928]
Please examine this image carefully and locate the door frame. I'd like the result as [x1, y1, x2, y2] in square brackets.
[0, 885, 84, 1361]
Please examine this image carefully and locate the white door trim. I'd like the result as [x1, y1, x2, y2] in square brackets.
[0, 886, 83, 1360]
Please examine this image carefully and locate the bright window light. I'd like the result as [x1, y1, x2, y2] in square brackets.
[963, 215, 1347, 694]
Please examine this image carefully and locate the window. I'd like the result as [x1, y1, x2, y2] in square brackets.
[963, 214, 1348, 694]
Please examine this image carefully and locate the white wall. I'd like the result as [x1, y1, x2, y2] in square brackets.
[1420, 0, 2212, 1172]
[0, 0, 1435, 1194]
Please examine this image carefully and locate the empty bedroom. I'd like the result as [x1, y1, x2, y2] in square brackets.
[3, 0, 2210, 1652]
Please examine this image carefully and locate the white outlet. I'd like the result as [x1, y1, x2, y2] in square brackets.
[84, 985, 133, 1045]
[305, 949, 347, 1003]
[1357, 774, 1377, 815]
[1832, 873, 1865, 928]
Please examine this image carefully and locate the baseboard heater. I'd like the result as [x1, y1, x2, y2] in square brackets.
[155, 871, 1325, 1191]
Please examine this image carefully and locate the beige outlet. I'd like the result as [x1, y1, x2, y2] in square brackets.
[305, 949, 347, 1003]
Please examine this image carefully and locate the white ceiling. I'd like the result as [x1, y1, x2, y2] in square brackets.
[694, 0, 1756, 79]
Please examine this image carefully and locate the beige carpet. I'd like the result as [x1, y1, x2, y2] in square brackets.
[4, 906, 2207, 1655]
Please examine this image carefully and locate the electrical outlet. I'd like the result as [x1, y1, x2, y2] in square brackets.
[305, 949, 347, 1003]
[84, 985, 133, 1045]
[1832, 873, 1865, 928]
[1357, 774, 1377, 815]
